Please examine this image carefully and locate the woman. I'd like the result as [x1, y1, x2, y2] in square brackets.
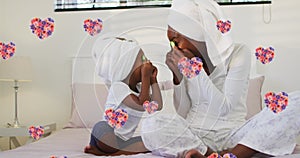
[141, 0, 300, 157]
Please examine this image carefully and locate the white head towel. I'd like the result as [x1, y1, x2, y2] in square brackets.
[167, 0, 233, 66]
[92, 32, 141, 85]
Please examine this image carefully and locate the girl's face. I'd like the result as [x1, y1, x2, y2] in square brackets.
[129, 50, 145, 83]
[167, 26, 206, 58]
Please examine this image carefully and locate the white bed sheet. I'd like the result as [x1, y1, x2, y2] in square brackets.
[0, 128, 160, 158]
[0, 128, 299, 158]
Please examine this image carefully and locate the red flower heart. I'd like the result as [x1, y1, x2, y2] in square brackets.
[143, 100, 158, 114]
[178, 57, 203, 79]
[30, 17, 54, 39]
[28, 125, 44, 140]
[216, 20, 231, 34]
[0, 42, 16, 60]
[83, 19, 103, 36]
[208, 153, 221, 158]
[255, 46, 275, 64]
[104, 107, 128, 129]
[264, 92, 288, 114]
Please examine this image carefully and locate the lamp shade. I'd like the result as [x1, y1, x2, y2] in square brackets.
[0, 56, 33, 82]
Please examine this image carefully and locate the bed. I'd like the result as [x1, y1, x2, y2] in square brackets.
[1, 56, 299, 158]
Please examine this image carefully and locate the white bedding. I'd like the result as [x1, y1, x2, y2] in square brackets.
[0, 128, 299, 158]
[0, 128, 160, 158]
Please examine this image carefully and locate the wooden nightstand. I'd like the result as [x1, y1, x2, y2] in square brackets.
[0, 123, 56, 151]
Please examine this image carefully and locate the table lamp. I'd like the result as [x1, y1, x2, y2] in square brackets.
[0, 56, 33, 128]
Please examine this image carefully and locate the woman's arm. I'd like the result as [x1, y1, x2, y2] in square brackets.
[166, 49, 192, 118]
[173, 79, 192, 118]
[190, 45, 251, 117]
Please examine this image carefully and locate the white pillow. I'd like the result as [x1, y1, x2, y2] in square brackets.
[64, 83, 108, 128]
[65, 76, 264, 128]
[246, 75, 265, 120]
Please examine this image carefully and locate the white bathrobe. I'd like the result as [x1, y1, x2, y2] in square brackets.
[141, 43, 300, 157]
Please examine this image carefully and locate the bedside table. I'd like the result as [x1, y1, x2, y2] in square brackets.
[0, 123, 56, 151]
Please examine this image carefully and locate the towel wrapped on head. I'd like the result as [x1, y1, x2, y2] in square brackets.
[167, 0, 233, 66]
[92, 32, 141, 86]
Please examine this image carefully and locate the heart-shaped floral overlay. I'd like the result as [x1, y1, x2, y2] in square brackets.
[104, 107, 128, 129]
[28, 125, 44, 140]
[178, 57, 203, 79]
[83, 19, 103, 36]
[0, 42, 16, 60]
[50, 156, 67, 158]
[216, 20, 231, 34]
[255, 46, 275, 64]
[30, 17, 54, 40]
[143, 100, 158, 114]
[264, 91, 288, 114]
[208, 153, 237, 158]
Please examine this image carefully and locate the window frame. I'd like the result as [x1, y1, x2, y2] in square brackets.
[54, 0, 272, 12]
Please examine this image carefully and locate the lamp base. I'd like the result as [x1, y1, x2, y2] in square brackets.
[12, 119, 21, 128]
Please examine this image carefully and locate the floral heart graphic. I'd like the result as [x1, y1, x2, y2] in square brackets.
[104, 107, 128, 129]
[0, 42, 16, 60]
[143, 100, 158, 114]
[83, 19, 103, 36]
[222, 153, 237, 158]
[216, 20, 231, 34]
[178, 57, 203, 79]
[208, 153, 221, 158]
[208, 153, 237, 158]
[28, 125, 44, 140]
[255, 46, 275, 64]
[264, 91, 288, 114]
[50, 156, 67, 158]
[30, 17, 54, 39]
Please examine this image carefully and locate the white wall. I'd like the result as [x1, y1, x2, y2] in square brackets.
[0, 0, 300, 149]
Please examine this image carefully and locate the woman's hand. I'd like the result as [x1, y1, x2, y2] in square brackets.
[165, 46, 195, 85]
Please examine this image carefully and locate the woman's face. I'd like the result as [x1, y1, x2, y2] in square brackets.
[167, 26, 206, 58]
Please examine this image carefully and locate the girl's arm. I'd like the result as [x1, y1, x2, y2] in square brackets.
[150, 66, 163, 111]
[122, 62, 153, 111]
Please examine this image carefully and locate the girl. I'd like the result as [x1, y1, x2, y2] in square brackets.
[84, 32, 163, 156]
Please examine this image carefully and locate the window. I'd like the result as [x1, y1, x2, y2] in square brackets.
[54, 0, 271, 12]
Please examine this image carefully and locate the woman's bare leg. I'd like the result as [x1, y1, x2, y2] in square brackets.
[185, 144, 257, 158]
[229, 144, 257, 158]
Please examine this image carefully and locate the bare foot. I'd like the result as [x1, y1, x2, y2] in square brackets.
[184, 149, 206, 158]
[84, 145, 109, 156]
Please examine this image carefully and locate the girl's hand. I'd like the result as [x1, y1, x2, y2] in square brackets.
[141, 61, 154, 78]
[150, 66, 158, 85]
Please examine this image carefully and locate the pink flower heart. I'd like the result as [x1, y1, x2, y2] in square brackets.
[208, 153, 237, 158]
[50, 156, 67, 158]
[208, 153, 221, 158]
[178, 57, 203, 79]
[30, 17, 54, 39]
[83, 19, 103, 36]
[264, 91, 288, 114]
[28, 125, 44, 140]
[216, 20, 231, 34]
[143, 100, 158, 114]
[255, 46, 275, 64]
[222, 153, 237, 158]
[0, 42, 16, 60]
[104, 107, 128, 129]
